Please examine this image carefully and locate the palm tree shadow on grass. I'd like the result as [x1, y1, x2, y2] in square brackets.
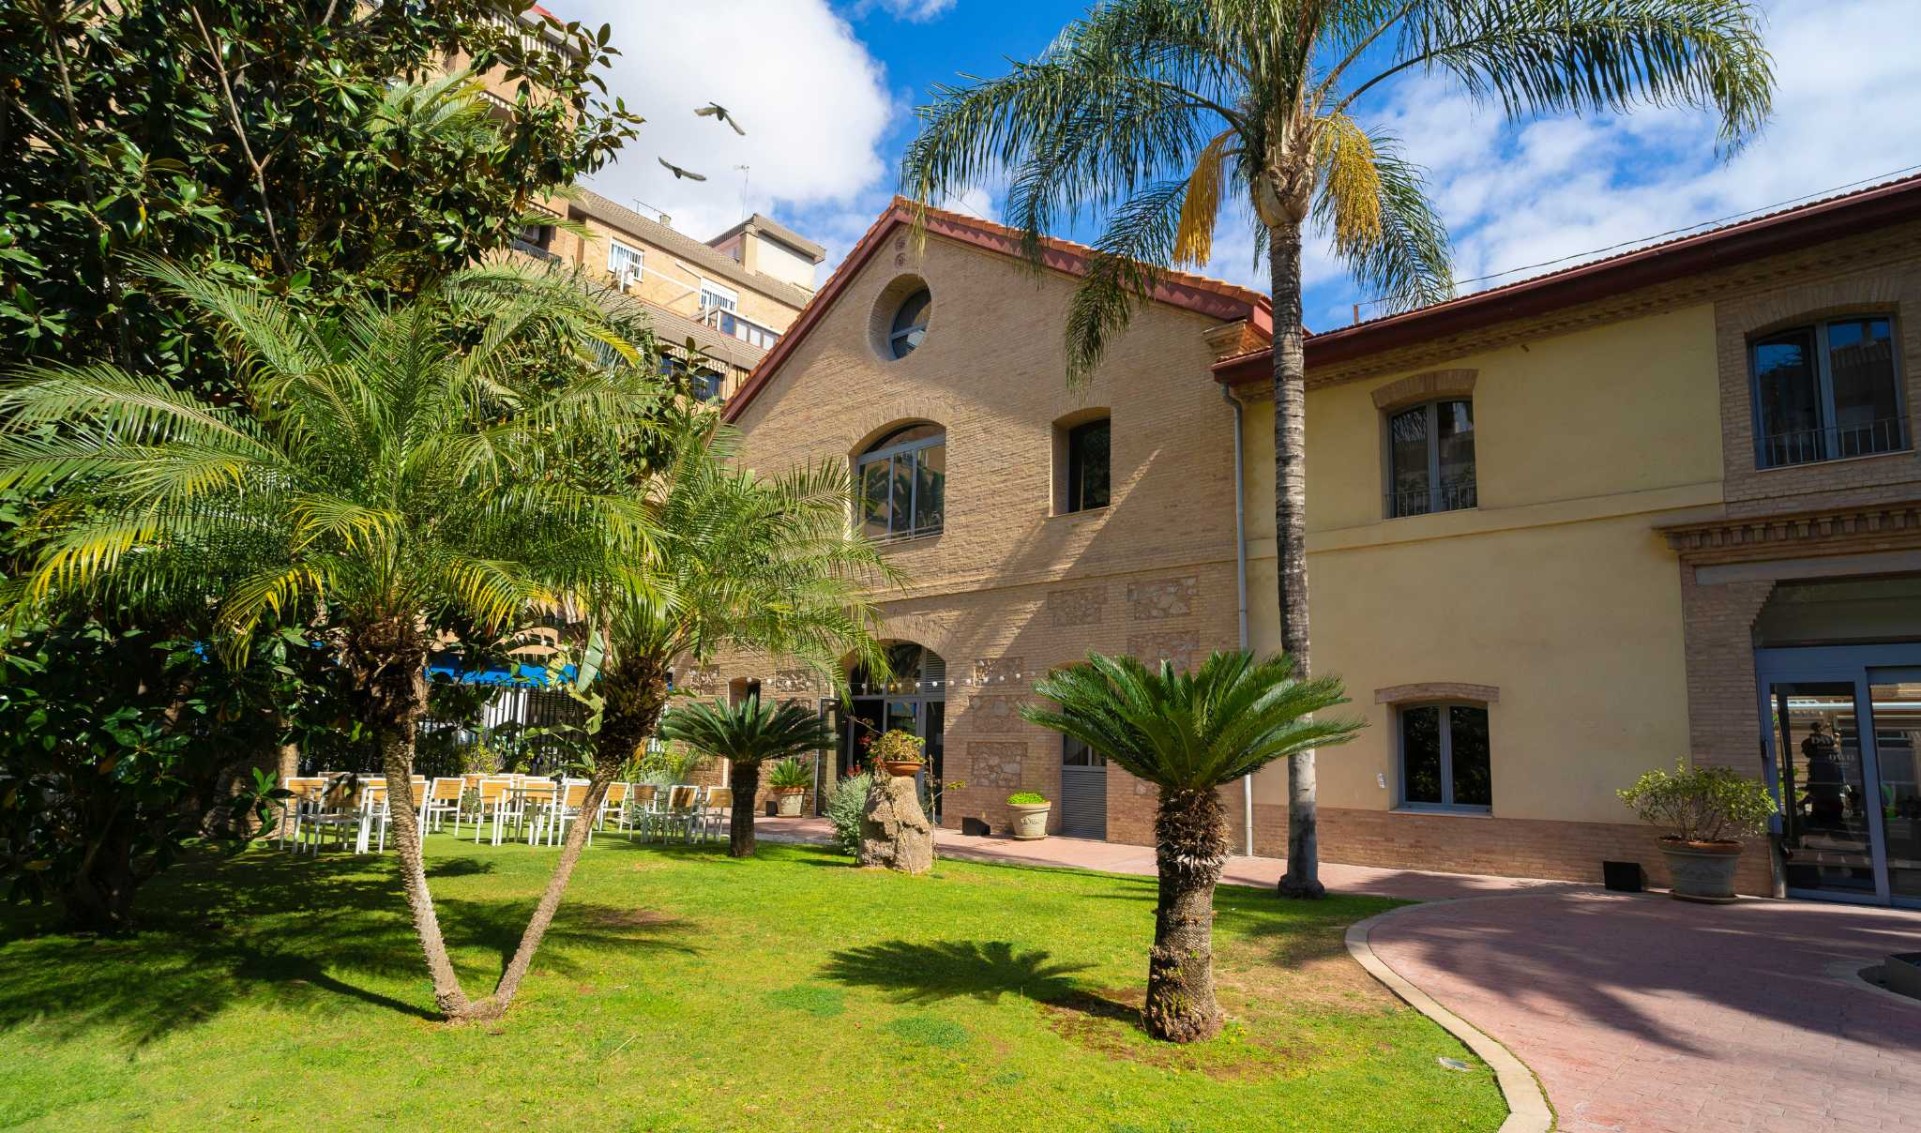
[820, 939, 1122, 1016]
[0, 849, 697, 1049]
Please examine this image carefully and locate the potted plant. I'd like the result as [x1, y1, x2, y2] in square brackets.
[766, 756, 813, 817]
[1008, 791, 1051, 840]
[869, 729, 926, 778]
[1619, 759, 1777, 902]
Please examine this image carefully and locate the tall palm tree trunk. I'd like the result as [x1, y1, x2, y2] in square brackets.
[357, 627, 475, 1019]
[728, 760, 760, 858]
[376, 721, 475, 1018]
[489, 658, 668, 1013]
[1145, 786, 1227, 1042]
[1268, 218, 1324, 900]
[487, 768, 616, 1012]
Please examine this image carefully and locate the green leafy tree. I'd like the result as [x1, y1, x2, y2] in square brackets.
[487, 419, 894, 1013]
[1025, 650, 1360, 1042]
[0, 0, 641, 390]
[660, 696, 835, 858]
[904, 0, 1773, 898]
[0, 261, 663, 1016]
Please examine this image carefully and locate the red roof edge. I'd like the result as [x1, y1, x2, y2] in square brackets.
[1213, 173, 1921, 385]
[722, 197, 1271, 424]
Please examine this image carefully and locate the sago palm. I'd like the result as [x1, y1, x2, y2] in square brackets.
[1025, 650, 1360, 1042]
[660, 695, 835, 858]
[487, 415, 893, 1008]
[0, 261, 662, 1020]
[905, 0, 1773, 898]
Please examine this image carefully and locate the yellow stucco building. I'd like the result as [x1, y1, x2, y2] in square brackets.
[715, 177, 1921, 903]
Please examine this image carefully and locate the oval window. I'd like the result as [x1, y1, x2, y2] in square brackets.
[888, 289, 931, 358]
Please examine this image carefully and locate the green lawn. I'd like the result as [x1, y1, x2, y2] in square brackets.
[0, 836, 1504, 1132]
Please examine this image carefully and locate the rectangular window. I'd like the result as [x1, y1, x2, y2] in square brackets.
[1387, 399, 1475, 518]
[1062, 736, 1107, 767]
[719, 310, 779, 350]
[1065, 418, 1110, 513]
[699, 280, 739, 312]
[1398, 703, 1491, 812]
[607, 240, 643, 281]
[1753, 316, 1906, 467]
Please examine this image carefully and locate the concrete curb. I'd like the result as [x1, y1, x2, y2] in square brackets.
[1346, 905, 1555, 1133]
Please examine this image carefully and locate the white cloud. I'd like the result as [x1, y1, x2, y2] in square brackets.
[1308, 0, 1921, 326]
[559, 0, 897, 246]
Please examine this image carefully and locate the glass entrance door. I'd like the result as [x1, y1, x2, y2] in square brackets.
[1770, 683, 1877, 896]
[1866, 672, 1921, 901]
[1758, 645, 1921, 907]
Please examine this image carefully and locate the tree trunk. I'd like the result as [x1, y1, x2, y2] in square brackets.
[272, 739, 300, 839]
[728, 759, 760, 858]
[488, 656, 668, 1014]
[1268, 219, 1324, 900]
[379, 720, 475, 1019]
[59, 821, 142, 934]
[352, 625, 475, 1020]
[1144, 786, 1227, 1042]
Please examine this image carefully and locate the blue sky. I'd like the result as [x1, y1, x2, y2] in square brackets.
[564, 1, 1921, 331]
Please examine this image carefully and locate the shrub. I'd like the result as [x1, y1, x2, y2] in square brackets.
[768, 757, 813, 791]
[1007, 792, 1048, 806]
[1618, 759, 1777, 843]
[827, 773, 873, 855]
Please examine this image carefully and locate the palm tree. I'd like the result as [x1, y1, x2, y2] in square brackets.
[0, 261, 661, 1020]
[659, 695, 835, 857]
[486, 418, 894, 1009]
[1025, 650, 1360, 1042]
[904, 0, 1772, 897]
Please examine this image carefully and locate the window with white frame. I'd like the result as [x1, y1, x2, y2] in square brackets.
[1751, 315, 1907, 468]
[607, 240, 643, 284]
[857, 423, 945, 541]
[1386, 398, 1476, 518]
[719, 310, 779, 350]
[1398, 703, 1491, 812]
[699, 279, 739, 313]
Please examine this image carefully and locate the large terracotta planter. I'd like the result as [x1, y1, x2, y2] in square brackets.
[1659, 838, 1743, 902]
[881, 759, 924, 778]
[1011, 802, 1051, 840]
[772, 788, 804, 817]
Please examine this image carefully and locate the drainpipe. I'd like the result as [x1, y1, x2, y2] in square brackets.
[1224, 384, 1254, 857]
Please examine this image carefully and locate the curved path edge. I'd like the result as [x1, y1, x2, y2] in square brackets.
[1346, 904, 1556, 1133]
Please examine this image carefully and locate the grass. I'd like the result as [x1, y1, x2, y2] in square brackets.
[0, 835, 1505, 1132]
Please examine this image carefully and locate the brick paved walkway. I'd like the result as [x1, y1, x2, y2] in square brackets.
[1366, 892, 1921, 1133]
[753, 814, 1575, 900]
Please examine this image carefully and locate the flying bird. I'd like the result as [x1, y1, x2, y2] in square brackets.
[695, 102, 746, 136]
[657, 156, 708, 182]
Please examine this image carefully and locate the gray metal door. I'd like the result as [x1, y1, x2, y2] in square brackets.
[1059, 737, 1107, 839]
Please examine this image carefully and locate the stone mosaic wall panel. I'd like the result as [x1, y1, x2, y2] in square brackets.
[1127, 631, 1200, 673]
[967, 741, 1027, 789]
[973, 656, 1025, 686]
[1046, 585, 1107, 627]
[1128, 575, 1197, 620]
[969, 694, 1027, 733]
[772, 668, 815, 694]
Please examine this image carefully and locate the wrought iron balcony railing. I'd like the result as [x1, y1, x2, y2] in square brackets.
[1759, 417, 1909, 468]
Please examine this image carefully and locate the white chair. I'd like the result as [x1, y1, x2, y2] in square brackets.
[625, 783, 661, 841]
[420, 777, 465, 836]
[277, 777, 327, 850]
[472, 777, 519, 846]
[518, 779, 559, 845]
[698, 786, 734, 844]
[592, 782, 632, 844]
[299, 774, 364, 855]
[657, 785, 703, 843]
[534, 780, 591, 847]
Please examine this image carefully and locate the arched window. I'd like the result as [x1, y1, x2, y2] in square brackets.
[857, 423, 944, 540]
[887, 289, 932, 358]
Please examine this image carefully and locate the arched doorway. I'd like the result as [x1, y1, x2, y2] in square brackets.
[829, 641, 947, 817]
